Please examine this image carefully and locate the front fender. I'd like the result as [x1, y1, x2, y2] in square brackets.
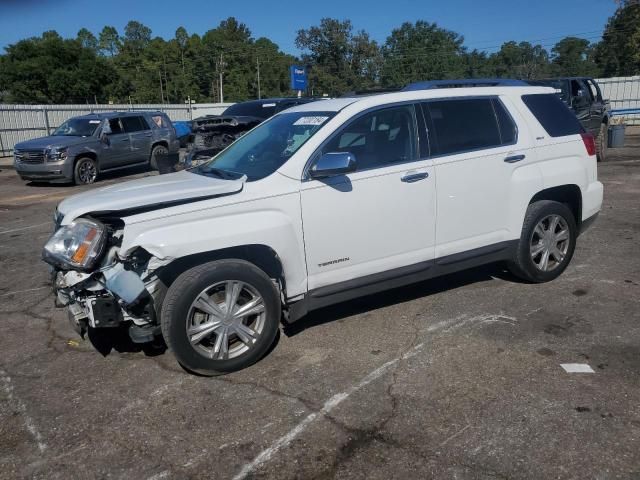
[119, 199, 307, 297]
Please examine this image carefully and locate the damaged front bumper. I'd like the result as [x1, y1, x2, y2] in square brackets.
[53, 254, 167, 343]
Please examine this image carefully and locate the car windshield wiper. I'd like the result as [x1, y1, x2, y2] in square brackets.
[196, 166, 243, 180]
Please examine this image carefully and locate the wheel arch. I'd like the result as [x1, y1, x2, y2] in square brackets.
[151, 140, 169, 151]
[529, 184, 582, 226]
[155, 244, 286, 299]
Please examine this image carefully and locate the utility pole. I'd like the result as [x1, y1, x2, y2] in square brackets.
[256, 57, 261, 99]
[159, 70, 165, 104]
[218, 53, 225, 103]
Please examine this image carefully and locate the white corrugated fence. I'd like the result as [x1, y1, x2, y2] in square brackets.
[596, 75, 640, 125]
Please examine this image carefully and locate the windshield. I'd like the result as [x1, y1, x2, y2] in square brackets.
[224, 101, 277, 119]
[195, 111, 334, 181]
[52, 118, 101, 137]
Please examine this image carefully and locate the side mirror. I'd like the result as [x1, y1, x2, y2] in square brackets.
[310, 152, 356, 179]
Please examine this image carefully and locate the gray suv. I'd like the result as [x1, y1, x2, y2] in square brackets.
[13, 111, 180, 184]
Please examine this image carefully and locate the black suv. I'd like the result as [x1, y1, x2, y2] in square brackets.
[527, 77, 610, 160]
[189, 97, 323, 157]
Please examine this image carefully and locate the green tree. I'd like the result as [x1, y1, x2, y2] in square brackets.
[0, 31, 118, 103]
[380, 21, 466, 87]
[595, 2, 640, 76]
[77, 28, 98, 51]
[550, 37, 599, 77]
[98, 26, 120, 57]
[296, 18, 381, 95]
[488, 41, 550, 79]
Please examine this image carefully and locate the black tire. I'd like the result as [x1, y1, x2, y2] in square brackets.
[149, 144, 168, 171]
[160, 259, 281, 376]
[73, 157, 98, 185]
[508, 200, 577, 283]
[596, 122, 608, 162]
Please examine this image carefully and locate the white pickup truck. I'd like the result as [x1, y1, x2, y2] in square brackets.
[44, 85, 603, 375]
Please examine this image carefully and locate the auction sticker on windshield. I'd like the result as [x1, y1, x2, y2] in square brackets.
[293, 116, 329, 126]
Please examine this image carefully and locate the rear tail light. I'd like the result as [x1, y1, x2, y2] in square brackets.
[581, 133, 596, 157]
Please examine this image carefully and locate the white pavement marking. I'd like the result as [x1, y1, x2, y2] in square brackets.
[145, 471, 170, 480]
[0, 286, 50, 297]
[561, 363, 595, 373]
[232, 315, 485, 480]
[0, 222, 50, 235]
[0, 369, 47, 453]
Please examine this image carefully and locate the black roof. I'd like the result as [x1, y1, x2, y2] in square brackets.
[74, 111, 164, 120]
[403, 79, 529, 91]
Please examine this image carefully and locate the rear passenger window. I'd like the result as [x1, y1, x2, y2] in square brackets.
[108, 118, 123, 134]
[422, 98, 503, 156]
[151, 115, 170, 128]
[121, 116, 148, 133]
[493, 99, 517, 145]
[522, 94, 583, 137]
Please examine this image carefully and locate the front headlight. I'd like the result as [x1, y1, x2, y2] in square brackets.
[46, 146, 68, 161]
[42, 218, 107, 270]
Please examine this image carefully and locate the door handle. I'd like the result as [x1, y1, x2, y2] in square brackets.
[401, 172, 429, 183]
[144, 132, 153, 137]
[504, 154, 525, 163]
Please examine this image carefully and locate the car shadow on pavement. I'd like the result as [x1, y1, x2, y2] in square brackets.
[88, 325, 167, 357]
[25, 164, 154, 187]
[284, 263, 520, 337]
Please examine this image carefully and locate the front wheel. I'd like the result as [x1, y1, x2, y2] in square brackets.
[160, 260, 281, 375]
[73, 157, 98, 185]
[508, 200, 577, 283]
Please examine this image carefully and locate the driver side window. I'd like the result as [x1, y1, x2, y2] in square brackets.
[323, 105, 417, 172]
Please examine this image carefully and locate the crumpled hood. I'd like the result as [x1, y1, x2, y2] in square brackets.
[15, 136, 92, 150]
[57, 170, 245, 223]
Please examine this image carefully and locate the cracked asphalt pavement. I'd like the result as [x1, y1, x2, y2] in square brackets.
[0, 159, 639, 480]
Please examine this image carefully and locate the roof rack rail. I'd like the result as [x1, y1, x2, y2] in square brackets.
[402, 78, 528, 91]
[340, 88, 401, 98]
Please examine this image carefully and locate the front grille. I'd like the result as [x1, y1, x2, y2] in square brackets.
[15, 149, 46, 164]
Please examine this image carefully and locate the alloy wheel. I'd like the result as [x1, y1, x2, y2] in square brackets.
[529, 214, 570, 272]
[77, 159, 97, 184]
[186, 281, 266, 360]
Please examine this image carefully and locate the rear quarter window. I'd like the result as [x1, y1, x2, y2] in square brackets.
[522, 94, 583, 137]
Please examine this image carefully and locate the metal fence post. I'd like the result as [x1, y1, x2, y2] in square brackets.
[43, 108, 51, 135]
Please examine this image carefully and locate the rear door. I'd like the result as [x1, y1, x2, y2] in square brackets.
[422, 97, 532, 258]
[122, 115, 152, 164]
[99, 117, 130, 169]
[150, 113, 175, 149]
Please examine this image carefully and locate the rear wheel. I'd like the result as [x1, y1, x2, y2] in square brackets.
[73, 157, 97, 185]
[596, 122, 608, 162]
[149, 144, 168, 171]
[508, 200, 577, 283]
[160, 260, 281, 375]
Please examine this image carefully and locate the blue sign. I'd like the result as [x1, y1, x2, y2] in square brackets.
[290, 65, 307, 91]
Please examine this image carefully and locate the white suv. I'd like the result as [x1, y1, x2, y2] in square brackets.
[45, 85, 603, 375]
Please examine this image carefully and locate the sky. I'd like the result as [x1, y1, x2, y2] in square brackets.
[0, 0, 619, 55]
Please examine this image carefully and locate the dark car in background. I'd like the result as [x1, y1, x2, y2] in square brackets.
[189, 97, 323, 158]
[527, 77, 610, 160]
[13, 111, 179, 184]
